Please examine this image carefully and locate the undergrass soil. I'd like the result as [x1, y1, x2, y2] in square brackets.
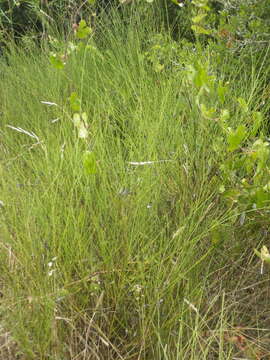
[1, 10, 270, 360]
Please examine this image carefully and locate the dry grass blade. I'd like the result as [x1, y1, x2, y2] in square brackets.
[6, 125, 39, 141]
[128, 160, 173, 166]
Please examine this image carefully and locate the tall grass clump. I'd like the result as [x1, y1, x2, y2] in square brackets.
[1, 5, 270, 359]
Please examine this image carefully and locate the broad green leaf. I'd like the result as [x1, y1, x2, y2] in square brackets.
[254, 188, 269, 208]
[79, 19, 87, 28]
[191, 25, 211, 35]
[237, 97, 248, 113]
[49, 54, 64, 69]
[192, 13, 207, 24]
[217, 81, 228, 104]
[76, 20, 92, 39]
[200, 103, 215, 118]
[69, 92, 81, 112]
[192, 0, 210, 11]
[227, 125, 246, 152]
[83, 151, 96, 174]
[187, 64, 206, 89]
[76, 27, 92, 39]
[263, 182, 270, 192]
[220, 109, 230, 123]
[154, 63, 164, 72]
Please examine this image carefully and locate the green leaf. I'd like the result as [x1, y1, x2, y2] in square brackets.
[192, 13, 207, 24]
[251, 111, 263, 136]
[49, 54, 64, 70]
[192, 0, 210, 11]
[76, 20, 92, 39]
[227, 125, 246, 152]
[187, 63, 210, 90]
[254, 246, 270, 264]
[200, 103, 215, 119]
[69, 92, 81, 112]
[83, 151, 97, 175]
[220, 109, 230, 124]
[217, 81, 228, 104]
[154, 63, 164, 72]
[191, 25, 211, 35]
[237, 97, 248, 113]
[254, 188, 269, 208]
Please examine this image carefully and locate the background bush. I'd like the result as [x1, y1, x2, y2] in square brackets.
[1, 0, 269, 45]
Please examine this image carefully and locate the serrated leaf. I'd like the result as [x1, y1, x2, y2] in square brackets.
[83, 151, 96, 174]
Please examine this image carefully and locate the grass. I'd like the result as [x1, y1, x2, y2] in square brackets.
[1, 8, 270, 359]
